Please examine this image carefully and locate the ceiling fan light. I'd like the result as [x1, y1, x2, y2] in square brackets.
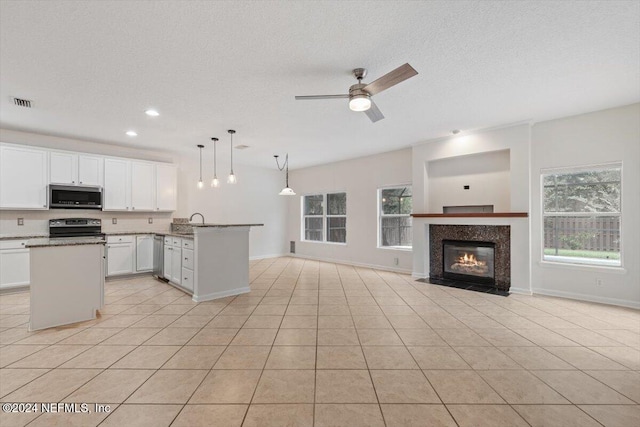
[279, 187, 296, 196]
[349, 94, 371, 112]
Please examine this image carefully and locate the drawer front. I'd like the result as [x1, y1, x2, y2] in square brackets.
[107, 235, 133, 244]
[182, 248, 194, 270]
[0, 240, 28, 250]
[181, 267, 194, 292]
[182, 239, 194, 250]
[164, 236, 171, 245]
[172, 237, 182, 247]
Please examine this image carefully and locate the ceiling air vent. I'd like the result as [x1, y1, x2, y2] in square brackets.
[13, 98, 32, 108]
[234, 145, 250, 150]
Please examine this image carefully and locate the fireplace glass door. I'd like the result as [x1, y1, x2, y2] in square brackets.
[443, 240, 495, 285]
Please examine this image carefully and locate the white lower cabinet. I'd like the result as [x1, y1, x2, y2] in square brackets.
[162, 236, 194, 293]
[0, 240, 30, 289]
[170, 245, 182, 285]
[136, 235, 154, 272]
[106, 235, 135, 276]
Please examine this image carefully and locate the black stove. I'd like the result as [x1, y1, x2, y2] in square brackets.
[49, 218, 104, 239]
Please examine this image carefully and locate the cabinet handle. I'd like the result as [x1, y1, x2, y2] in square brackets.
[79, 181, 83, 184]
[72, 180, 75, 184]
[132, 207, 135, 210]
[43, 205, 47, 207]
[157, 208, 159, 211]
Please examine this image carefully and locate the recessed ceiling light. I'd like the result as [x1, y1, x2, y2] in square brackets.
[145, 109, 160, 117]
[126, 130, 138, 137]
[235, 145, 250, 150]
[451, 130, 461, 135]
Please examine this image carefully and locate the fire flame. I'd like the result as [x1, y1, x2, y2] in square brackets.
[457, 253, 486, 267]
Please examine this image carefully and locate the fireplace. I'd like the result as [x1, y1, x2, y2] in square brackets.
[443, 240, 495, 285]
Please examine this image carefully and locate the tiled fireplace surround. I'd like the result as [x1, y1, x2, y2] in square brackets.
[429, 224, 511, 291]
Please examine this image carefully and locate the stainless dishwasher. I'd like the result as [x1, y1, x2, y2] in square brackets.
[153, 235, 167, 280]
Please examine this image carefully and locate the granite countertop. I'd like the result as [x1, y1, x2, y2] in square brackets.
[26, 237, 106, 248]
[0, 234, 49, 241]
[105, 230, 172, 236]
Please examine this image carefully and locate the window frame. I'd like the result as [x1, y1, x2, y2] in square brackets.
[540, 162, 623, 269]
[377, 184, 413, 250]
[301, 192, 347, 245]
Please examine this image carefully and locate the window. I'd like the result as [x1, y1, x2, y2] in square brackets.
[542, 164, 621, 267]
[302, 192, 347, 243]
[379, 186, 412, 248]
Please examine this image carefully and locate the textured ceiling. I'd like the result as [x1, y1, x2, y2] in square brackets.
[1, 1, 638, 169]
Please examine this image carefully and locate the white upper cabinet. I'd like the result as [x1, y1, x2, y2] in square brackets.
[50, 151, 103, 187]
[78, 155, 103, 186]
[0, 144, 48, 209]
[131, 161, 155, 211]
[50, 151, 78, 185]
[103, 158, 131, 211]
[155, 164, 177, 211]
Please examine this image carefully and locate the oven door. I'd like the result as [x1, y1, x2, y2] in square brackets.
[49, 185, 102, 209]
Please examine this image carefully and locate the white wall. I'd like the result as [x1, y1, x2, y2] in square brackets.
[286, 148, 413, 272]
[0, 128, 175, 235]
[428, 149, 511, 212]
[411, 124, 531, 291]
[176, 155, 288, 259]
[530, 103, 640, 308]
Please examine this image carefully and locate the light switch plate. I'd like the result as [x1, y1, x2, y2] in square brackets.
[112, 218, 117, 225]
[148, 218, 153, 224]
[17, 218, 24, 226]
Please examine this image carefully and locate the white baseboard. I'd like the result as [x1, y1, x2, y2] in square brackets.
[532, 287, 640, 309]
[509, 286, 533, 295]
[412, 272, 427, 280]
[250, 253, 288, 261]
[291, 253, 412, 274]
[192, 286, 250, 303]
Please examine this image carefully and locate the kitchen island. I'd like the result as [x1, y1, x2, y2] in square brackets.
[26, 237, 105, 331]
[180, 224, 263, 302]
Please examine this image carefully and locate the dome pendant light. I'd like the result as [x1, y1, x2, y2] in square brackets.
[274, 153, 296, 196]
[227, 130, 237, 184]
[196, 144, 205, 189]
[210, 137, 220, 187]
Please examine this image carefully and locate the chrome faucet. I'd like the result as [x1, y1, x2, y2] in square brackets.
[189, 212, 205, 224]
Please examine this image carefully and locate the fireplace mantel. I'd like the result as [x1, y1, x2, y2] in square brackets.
[412, 212, 528, 218]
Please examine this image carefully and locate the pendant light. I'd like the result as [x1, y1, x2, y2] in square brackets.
[274, 153, 296, 196]
[210, 137, 220, 187]
[196, 144, 205, 189]
[227, 129, 237, 184]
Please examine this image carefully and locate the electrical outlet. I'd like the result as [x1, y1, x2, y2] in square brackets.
[112, 218, 117, 225]
[148, 218, 153, 224]
[596, 278, 603, 286]
[17, 218, 24, 226]
[394, 257, 399, 266]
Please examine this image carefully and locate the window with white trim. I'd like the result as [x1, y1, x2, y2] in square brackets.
[542, 164, 621, 267]
[302, 192, 347, 243]
[379, 186, 412, 248]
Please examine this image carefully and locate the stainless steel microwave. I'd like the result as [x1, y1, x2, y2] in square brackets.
[49, 184, 102, 209]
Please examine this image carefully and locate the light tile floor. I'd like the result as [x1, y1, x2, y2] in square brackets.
[0, 257, 638, 426]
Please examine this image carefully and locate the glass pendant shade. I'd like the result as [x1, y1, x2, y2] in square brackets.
[211, 137, 219, 188]
[196, 144, 205, 190]
[227, 130, 237, 184]
[279, 187, 296, 196]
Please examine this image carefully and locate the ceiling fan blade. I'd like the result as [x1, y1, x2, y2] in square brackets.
[364, 100, 384, 123]
[294, 94, 349, 100]
[363, 63, 418, 96]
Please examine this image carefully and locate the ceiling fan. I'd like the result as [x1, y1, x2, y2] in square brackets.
[295, 63, 418, 123]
